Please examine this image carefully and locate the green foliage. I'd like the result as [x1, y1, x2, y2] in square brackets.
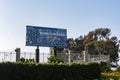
[67, 35, 85, 53]
[67, 28, 120, 62]
[116, 66, 120, 71]
[100, 62, 111, 72]
[19, 58, 35, 64]
[102, 71, 120, 80]
[0, 62, 100, 80]
[48, 56, 64, 63]
[101, 65, 120, 79]
[83, 28, 120, 62]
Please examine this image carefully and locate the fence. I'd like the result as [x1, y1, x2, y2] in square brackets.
[0, 51, 110, 63]
[0, 52, 50, 63]
[89, 54, 110, 63]
[57, 51, 110, 63]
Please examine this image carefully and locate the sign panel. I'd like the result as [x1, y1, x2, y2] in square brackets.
[26, 26, 67, 48]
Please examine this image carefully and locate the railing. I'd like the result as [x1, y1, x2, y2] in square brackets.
[0, 52, 50, 62]
[57, 52, 110, 63]
[0, 51, 110, 63]
[89, 55, 110, 63]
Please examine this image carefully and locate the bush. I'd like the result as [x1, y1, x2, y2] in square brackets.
[19, 58, 35, 64]
[0, 62, 100, 80]
[100, 62, 111, 72]
[48, 56, 64, 63]
[102, 71, 120, 79]
[116, 66, 120, 71]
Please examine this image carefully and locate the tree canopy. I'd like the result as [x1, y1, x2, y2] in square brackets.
[67, 28, 120, 62]
[67, 35, 85, 53]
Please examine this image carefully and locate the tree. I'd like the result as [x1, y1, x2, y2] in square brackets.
[104, 37, 119, 62]
[83, 28, 111, 45]
[67, 38, 75, 50]
[55, 28, 119, 62]
[83, 28, 119, 62]
[67, 36, 85, 53]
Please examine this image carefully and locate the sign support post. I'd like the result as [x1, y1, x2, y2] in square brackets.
[54, 47, 57, 57]
[35, 46, 39, 63]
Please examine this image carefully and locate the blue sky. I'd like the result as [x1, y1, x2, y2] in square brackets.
[0, 0, 120, 53]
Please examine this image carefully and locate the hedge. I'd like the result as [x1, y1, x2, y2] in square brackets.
[0, 62, 100, 80]
[102, 71, 120, 79]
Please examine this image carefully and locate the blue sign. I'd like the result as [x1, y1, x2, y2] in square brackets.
[26, 26, 67, 48]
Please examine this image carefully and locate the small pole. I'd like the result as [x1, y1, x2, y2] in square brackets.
[54, 47, 57, 57]
[43, 52, 44, 62]
[35, 46, 39, 63]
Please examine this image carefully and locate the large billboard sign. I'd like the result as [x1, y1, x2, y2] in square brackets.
[26, 26, 67, 48]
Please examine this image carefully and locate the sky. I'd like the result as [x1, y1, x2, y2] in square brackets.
[0, 0, 120, 53]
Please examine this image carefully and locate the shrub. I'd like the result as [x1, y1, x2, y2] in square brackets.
[0, 62, 100, 80]
[100, 61, 111, 72]
[102, 71, 120, 79]
[19, 58, 35, 63]
[47, 56, 64, 63]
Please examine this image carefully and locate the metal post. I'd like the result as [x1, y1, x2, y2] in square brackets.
[54, 47, 57, 57]
[35, 46, 39, 63]
[43, 52, 44, 62]
[4, 52, 5, 62]
[10, 52, 12, 62]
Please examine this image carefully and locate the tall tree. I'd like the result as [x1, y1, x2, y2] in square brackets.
[83, 28, 119, 62]
[67, 36, 85, 53]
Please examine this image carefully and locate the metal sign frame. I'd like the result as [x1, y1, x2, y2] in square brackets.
[26, 25, 67, 48]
